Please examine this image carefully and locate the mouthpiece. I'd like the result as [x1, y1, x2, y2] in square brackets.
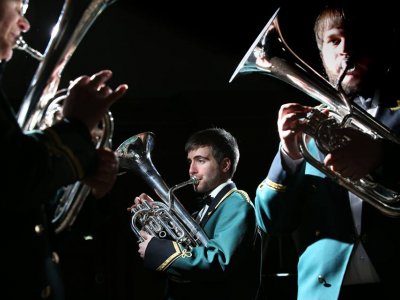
[190, 176, 199, 186]
[335, 58, 353, 89]
[14, 37, 44, 61]
[340, 59, 348, 71]
[341, 58, 355, 73]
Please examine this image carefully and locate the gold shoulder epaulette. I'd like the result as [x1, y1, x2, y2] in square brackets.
[236, 189, 251, 204]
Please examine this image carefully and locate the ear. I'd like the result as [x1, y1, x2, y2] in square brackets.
[221, 158, 231, 174]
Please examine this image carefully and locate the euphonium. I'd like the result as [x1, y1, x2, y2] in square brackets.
[116, 132, 210, 249]
[229, 8, 400, 217]
[16, 0, 118, 233]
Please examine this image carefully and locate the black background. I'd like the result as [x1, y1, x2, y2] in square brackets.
[4, 0, 399, 299]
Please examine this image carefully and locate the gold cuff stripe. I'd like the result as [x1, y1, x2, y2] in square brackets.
[265, 178, 286, 192]
[389, 100, 400, 111]
[156, 242, 182, 271]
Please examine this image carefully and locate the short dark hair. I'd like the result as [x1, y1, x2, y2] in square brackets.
[314, 3, 395, 54]
[314, 5, 346, 51]
[184, 128, 240, 178]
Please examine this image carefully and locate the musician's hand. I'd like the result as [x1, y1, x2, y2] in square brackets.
[127, 193, 155, 211]
[138, 230, 154, 259]
[278, 103, 314, 159]
[82, 147, 119, 198]
[63, 69, 128, 132]
[324, 127, 383, 180]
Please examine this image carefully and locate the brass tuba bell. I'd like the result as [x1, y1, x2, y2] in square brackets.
[16, 0, 118, 233]
[230, 8, 400, 217]
[116, 132, 209, 249]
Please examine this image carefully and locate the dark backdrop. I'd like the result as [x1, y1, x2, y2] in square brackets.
[4, 1, 399, 299]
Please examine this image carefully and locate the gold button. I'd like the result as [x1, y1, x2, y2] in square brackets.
[34, 224, 44, 235]
[52, 251, 60, 264]
[41, 285, 51, 299]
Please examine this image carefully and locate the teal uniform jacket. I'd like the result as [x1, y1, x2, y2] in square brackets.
[144, 182, 262, 300]
[255, 102, 400, 300]
[0, 63, 98, 299]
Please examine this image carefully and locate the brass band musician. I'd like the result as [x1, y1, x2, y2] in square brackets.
[0, 1, 127, 298]
[255, 2, 400, 299]
[130, 128, 261, 300]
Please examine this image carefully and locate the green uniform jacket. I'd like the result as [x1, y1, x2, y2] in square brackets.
[255, 102, 400, 300]
[144, 182, 261, 300]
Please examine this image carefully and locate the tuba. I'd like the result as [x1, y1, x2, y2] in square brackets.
[16, 0, 118, 233]
[229, 8, 400, 217]
[116, 132, 209, 249]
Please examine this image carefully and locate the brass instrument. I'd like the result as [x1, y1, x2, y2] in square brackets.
[16, 0, 118, 233]
[229, 8, 400, 217]
[116, 132, 210, 249]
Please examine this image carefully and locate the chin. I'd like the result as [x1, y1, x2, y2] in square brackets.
[342, 76, 362, 93]
[2, 50, 13, 61]
[0, 40, 14, 59]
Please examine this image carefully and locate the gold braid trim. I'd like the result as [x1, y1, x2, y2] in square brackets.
[44, 128, 84, 178]
[156, 242, 182, 271]
[261, 178, 287, 192]
[213, 188, 251, 210]
[236, 189, 251, 204]
[214, 188, 236, 210]
[390, 100, 400, 111]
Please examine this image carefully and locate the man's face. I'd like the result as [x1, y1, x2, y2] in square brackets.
[320, 25, 380, 96]
[187, 146, 229, 194]
[0, 0, 30, 61]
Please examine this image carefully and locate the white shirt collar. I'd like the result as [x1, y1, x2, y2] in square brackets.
[209, 179, 233, 198]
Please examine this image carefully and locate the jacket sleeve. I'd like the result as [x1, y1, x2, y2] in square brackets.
[255, 147, 308, 235]
[1, 109, 97, 209]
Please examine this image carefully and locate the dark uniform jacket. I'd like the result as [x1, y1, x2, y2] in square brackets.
[0, 62, 97, 299]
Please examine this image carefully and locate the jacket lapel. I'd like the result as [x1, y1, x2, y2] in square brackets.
[199, 182, 236, 227]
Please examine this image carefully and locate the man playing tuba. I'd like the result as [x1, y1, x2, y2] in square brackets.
[0, 0, 127, 298]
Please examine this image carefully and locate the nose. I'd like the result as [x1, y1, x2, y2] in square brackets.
[338, 37, 352, 57]
[189, 162, 197, 176]
[18, 16, 30, 32]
